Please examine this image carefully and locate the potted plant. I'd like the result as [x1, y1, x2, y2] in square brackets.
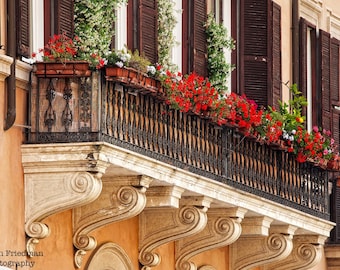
[32, 33, 94, 77]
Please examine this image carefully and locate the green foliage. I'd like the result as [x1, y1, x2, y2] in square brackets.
[205, 13, 235, 96]
[279, 84, 307, 133]
[74, 0, 127, 62]
[128, 49, 151, 73]
[157, 0, 178, 72]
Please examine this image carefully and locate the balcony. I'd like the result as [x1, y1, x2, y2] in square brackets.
[27, 69, 330, 218]
[22, 68, 334, 269]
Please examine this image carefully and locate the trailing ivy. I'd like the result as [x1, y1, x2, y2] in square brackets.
[157, 0, 178, 71]
[205, 13, 235, 96]
[74, 0, 127, 61]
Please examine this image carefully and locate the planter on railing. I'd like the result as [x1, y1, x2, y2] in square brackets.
[105, 66, 165, 98]
[34, 61, 91, 78]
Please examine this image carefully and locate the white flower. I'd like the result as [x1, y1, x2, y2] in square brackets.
[289, 135, 294, 141]
[282, 132, 289, 140]
[291, 129, 296, 135]
[147, 65, 156, 75]
[115, 61, 124, 68]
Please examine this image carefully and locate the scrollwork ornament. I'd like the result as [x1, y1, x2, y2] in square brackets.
[297, 243, 317, 262]
[267, 234, 286, 252]
[25, 221, 50, 239]
[74, 234, 97, 251]
[139, 251, 161, 268]
[74, 249, 87, 269]
[70, 172, 92, 193]
[179, 206, 205, 225]
[177, 260, 197, 270]
[117, 186, 137, 205]
[26, 238, 40, 258]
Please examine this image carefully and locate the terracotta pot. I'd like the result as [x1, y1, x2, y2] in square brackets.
[35, 61, 91, 78]
[327, 160, 338, 171]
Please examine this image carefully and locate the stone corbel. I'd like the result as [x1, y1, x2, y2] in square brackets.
[138, 196, 211, 269]
[25, 171, 104, 256]
[175, 207, 247, 270]
[72, 175, 153, 268]
[263, 235, 327, 270]
[230, 218, 295, 270]
[22, 144, 111, 257]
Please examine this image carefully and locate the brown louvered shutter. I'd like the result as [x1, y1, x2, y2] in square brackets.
[330, 37, 340, 151]
[192, 0, 207, 77]
[16, 0, 30, 58]
[55, 0, 74, 37]
[271, 2, 282, 109]
[299, 18, 307, 99]
[320, 30, 332, 131]
[139, 0, 158, 64]
[240, 0, 271, 108]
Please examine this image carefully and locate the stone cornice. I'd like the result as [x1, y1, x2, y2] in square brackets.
[0, 54, 13, 81]
[22, 142, 334, 238]
[79, 142, 334, 237]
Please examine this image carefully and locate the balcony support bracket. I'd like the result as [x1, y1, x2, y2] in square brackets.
[72, 175, 153, 268]
[263, 235, 327, 270]
[175, 207, 247, 270]
[230, 218, 295, 270]
[138, 196, 211, 269]
[22, 144, 111, 258]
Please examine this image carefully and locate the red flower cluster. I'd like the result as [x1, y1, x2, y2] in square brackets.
[163, 72, 219, 115]
[161, 71, 338, 167]
[288, 126, 336, 164]
[39, 33, 78, 62]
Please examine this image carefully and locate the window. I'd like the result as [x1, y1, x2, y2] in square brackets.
[299, 18, 317, 131]
[231, 0, 282, 108]
[127, 0, 158, 64]
[182, 0, 207, 77]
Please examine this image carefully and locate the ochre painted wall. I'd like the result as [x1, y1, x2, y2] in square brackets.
[0, 81, 28, 268]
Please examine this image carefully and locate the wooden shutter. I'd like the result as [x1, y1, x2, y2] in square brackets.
[240, 0, 271, 108]
[299, 18, 307, 100]
[16, 0, 30, 57]
[271, 2, 282, 109]
[320, 30, 332, 131]
[55, 0, 74, 37]
[330, 38, 340, 150]
[192, 0, 207, 77]
[139, 0, 158, 64]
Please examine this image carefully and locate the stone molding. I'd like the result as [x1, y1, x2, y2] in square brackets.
[175, 207, 246, 270]
[139, 203, 209, 269]
[0, 54, 13, 81]
[263, 235, 326, 270]
[73, 175, 153, 268]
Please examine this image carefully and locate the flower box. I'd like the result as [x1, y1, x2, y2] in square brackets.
[34, 61, 91, 78]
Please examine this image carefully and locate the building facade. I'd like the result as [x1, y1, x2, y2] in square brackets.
[1, 0, 340, 269]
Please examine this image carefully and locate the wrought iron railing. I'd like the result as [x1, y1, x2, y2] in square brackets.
[27, 71, 330, 219]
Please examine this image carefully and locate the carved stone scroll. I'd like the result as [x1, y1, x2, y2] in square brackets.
[138, 203, 209, 269]
[230, 218, 295, 270]
[73, 175, 153, 268]
[175, 207, 247, 270]
[263, 235, 327, 270]
[25, 171, 103, 256]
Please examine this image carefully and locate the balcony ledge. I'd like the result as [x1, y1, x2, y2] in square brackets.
[22, 141, 335, 238]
